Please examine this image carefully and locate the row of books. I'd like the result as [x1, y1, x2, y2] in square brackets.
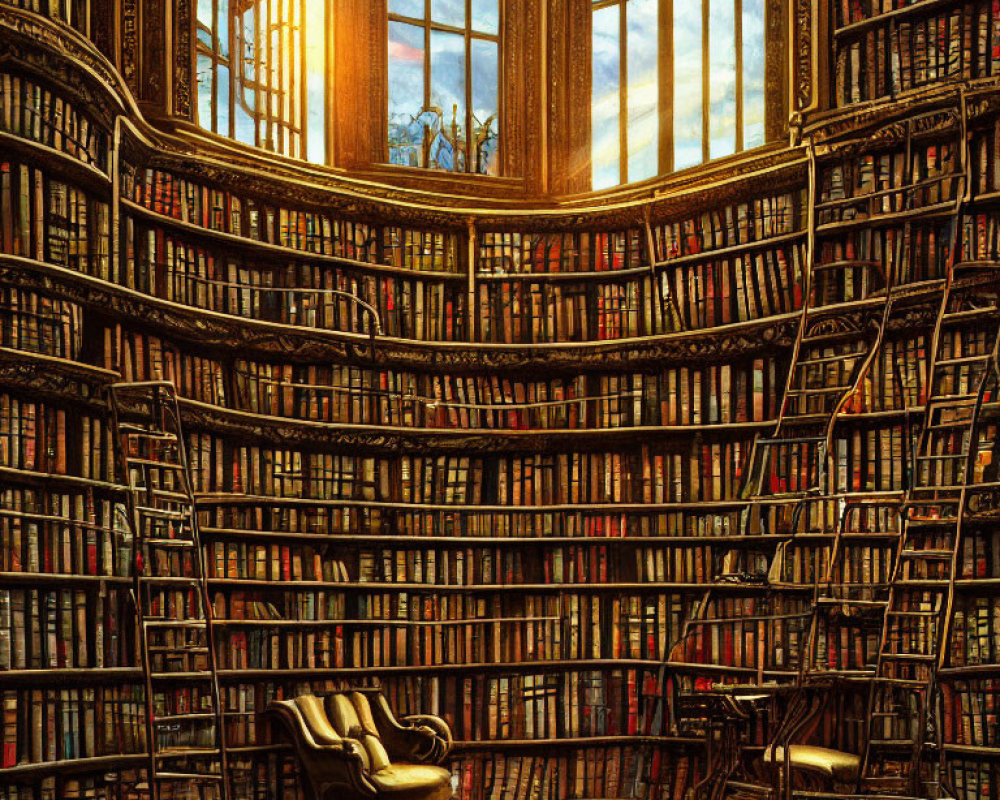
[197, 503, 748, 540]
[207, 541, 349, 583]
[0, 161, 110, 277]
[476, 277, 655, 343]
[971, 117, 1000, 198]
[835, 5, 997, 103]
[940, 679, 1000, 747]
[818, 219, 953, 287]
[0, 776, 139, 800]
[121, 165, 462, 273]
[817, 144, 961, 225]
[648, 191, 802, 261]
[960, 212, 1000, 262]
[0, 493, 130, 576]
[848, 333, 929, 412]
[959, 530, 1000, 578]
[183, 436, 757, 505]
[125, 220, 468, 340]
[340, 617, 566, 669]
[658, 244, 803, 330]
[812, 615, 883, 672]
[447, 751, 702, 800]
[357, 547, 533, 586]
[0, 586, 132, 669]
[102, 325, 225, 406]
[477, 230, 647, 275]
[833, 425, 911, 493]
[112, 335, 784, 429]
[0, 73, 106, 170]
[0, 286, 82, 359]
[948, 597, 1000, 667]
[0, 393, 115, 481]
[210, 591, 347, 622]
[228, 755, 302, 800]
[671, 597, 810, 671]
[946, 759, 997, 800]
[1, 686, 145, 768]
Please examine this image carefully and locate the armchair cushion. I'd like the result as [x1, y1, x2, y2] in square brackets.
[369, 764, 452, 800]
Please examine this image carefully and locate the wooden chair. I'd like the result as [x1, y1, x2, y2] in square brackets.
[267, 690, 453, 800]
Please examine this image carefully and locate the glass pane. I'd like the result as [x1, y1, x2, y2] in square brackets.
[196, 52, 214, 131]
[592, 3, 620, 190]
[709, 0, 736, 159]
[304, 0, 326, 163]
[627, 0, 658, 183]
[217, 65, 230, 139]
[388, 21, 427, 167]
[389, 0, 424, 18]
[742, 0, 766, 149]
[674, 0, 702, 170]
[431, 0, 465, 27]
[471, 0, 499, 34]
[430, 29, 466, 171]
[216, 0, 228, 58]
[471, 38, 499, 175]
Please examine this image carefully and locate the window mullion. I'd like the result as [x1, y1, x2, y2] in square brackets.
[658, 0, 672, 174]
[619, 0, 628, 184]
[734, 0, 743, 152]
[465, 0, 472, 173]
[701, 0, 709, 163]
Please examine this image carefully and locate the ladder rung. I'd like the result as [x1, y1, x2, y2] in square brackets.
[141, 576, 201, 585]
[154, 747, 221, 758]
[796, 352, 867, 367]
[142, 538, 197, 547]
[153, 713, 217, 723]
[934, 354, 990, 368]
[135, 506, 189, 519]
[144, 620, 207, 628]
[153, 773, 223, 782]
[892, 578, 951, 587]
[119, 426, 178, 440]
[787, 386, 854, 395]
[127, 458, 186, 471]
[879, 652, 937, 662]
[149, 671, 218, 681]
[147, 646, 210, 654]
[916, 452, 969, 461]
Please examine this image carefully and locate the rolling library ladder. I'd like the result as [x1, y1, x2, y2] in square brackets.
[108, 381, 230, 800]
[858, 267, 1000, 797]
[668, 146, 894, 799]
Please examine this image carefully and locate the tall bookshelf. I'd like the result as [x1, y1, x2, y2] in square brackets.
[0, 2, 999, 800]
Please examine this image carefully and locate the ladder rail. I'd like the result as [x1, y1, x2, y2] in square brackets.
[108, 381, 231, 800]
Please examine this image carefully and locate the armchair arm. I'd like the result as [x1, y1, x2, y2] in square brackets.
[355, 691, 452, 764]
[402, 714, 453, 761]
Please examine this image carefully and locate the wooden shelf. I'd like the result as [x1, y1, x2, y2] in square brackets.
[216, 658, 666, 680]
[0, 753, 148, 780]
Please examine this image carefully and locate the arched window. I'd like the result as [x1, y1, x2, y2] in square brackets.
[387, 0, 500, 175]
[592, 0, 769, 189]
[196, 0, 330, 163]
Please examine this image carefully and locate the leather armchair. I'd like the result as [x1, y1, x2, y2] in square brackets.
[267, 691, 453, 800]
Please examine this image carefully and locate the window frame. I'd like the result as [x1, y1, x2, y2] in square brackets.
[386, 1, 503, 175]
